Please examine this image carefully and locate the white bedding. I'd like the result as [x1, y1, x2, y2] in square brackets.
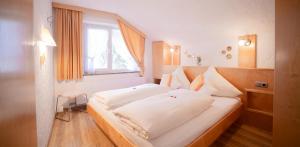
[88, 96, 241, 147]
[113, 89, 214, 140]
[93, 84, 170, 109]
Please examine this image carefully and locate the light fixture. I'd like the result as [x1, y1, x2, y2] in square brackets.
[40, 26, 56, 47]
[238, 39, 251, 46]
[238, 34, 257, 68]
[170, 48, 175, 53]
[38, 26, 56, 65]
[170, 48, 175, 65]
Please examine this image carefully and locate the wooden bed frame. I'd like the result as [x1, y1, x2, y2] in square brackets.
[87, 103, 242, 147]
[87, 67, 274, 147]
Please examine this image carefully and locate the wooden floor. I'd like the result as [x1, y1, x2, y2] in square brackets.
[49, 111, 272, 147]
[49, 111, 114, 147]
[210, 124, 272, 147]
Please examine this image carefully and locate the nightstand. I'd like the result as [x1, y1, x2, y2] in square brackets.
[153, 78, 161, 84]
[244, 88, 273, 132]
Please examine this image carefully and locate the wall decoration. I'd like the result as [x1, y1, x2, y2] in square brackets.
[227, 46, 232, 52]
[226, 54, 232, 59]
[184, 50, 202, 65]
[221, 46, 232, 60]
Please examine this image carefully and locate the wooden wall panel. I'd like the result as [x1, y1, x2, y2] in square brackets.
[274, 0, 300, 146]
[152, 41, 180, 79]
[152, 41, 164, 79]
[238, 34, 257, 68]
[183, 67, 274, 97]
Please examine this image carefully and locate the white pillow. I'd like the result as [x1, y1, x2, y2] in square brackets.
[160, 74, 172, 87]
[170, 76, 182, 89]
[203, 66, 242, 97]
[170, 67, 190, 89]
[197, 84, 217, 95]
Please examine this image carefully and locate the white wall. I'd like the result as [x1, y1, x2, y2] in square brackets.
[33, 0, 55, 147]
[53, 0, 275, 68]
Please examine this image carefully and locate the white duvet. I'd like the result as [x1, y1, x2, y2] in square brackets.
[113, 89, 214, 140]
[93, 84, 170, 110]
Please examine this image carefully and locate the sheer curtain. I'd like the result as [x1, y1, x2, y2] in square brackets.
[84, 25, 109, 74]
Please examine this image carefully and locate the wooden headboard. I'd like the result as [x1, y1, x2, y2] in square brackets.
[182, 66, 274, 102]
[180, 66, 274, 131]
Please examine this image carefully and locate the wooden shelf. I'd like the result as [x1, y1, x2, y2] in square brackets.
[247, 108, 273, 117]
[245, 88, 274, 95]
[244, 88, 274, 132]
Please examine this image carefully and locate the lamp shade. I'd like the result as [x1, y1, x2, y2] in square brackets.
[40, 26, 56, 47]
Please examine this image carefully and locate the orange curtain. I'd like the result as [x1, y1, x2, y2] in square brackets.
[55, 8, 83, 81]
[117, 19, 145, 76]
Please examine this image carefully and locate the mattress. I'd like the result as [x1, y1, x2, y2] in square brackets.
[88, 96, 241, 147]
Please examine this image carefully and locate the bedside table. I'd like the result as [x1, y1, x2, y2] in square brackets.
[244, 88, 273, 132]
[153, 78, 161, 84]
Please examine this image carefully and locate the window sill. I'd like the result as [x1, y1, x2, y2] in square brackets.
[83, 71, 140, 76]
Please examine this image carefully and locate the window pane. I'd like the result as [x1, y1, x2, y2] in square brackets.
[87, 28, 109, 70]
[112, 29, 139, 71]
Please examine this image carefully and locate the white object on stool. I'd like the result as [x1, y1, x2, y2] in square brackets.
[57, 90, 84, 112]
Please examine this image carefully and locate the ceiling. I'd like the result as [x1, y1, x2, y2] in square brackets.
[53, 0, 275, 67]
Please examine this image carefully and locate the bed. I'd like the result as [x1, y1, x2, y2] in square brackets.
[87, 96, 242, 147]
[87, 67, 274, 147]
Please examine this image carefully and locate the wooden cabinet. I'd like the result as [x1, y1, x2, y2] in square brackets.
[244, 89, 273, 132]
[152, 41, 180, 79]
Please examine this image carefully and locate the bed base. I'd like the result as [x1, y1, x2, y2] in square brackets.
[87, 103, 242, 147]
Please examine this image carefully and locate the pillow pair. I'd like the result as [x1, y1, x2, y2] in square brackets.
[190, 66, 242, 97]
[161, 66, 242, 98]
[160, 67, 190, 89]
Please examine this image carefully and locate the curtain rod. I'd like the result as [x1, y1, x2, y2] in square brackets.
[52, 2, 146, 38]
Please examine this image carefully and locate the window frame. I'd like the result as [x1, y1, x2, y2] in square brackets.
[83, 23, 139, 75]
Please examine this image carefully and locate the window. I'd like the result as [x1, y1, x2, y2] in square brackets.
[84, 23, 139, 74]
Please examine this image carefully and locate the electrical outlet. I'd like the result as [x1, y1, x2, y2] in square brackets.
[255, 81, 268, 88]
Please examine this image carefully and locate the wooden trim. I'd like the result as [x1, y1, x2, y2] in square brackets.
[87, 105, 137, 147]
[188, 104, 242, 147]
[245, 88, 274, 95]
[87, 101, 242, 147]
[52, 2, 146, 38]
[52, 2, 85, 12]
[247, 108, 273, 117]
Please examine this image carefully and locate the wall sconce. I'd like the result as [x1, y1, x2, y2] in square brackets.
[38, 26, 56, 65]
[238, 34, 257, 68]
[163, 44, 180, 65]
[170, 48, 175, 65]
[238, 39, 252, 46]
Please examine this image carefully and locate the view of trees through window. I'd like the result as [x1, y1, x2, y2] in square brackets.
[84, 23, 139, 74]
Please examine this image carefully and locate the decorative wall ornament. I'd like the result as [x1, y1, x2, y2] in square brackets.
[221, 46, 232, 60]
[184, 50, 202, 65]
